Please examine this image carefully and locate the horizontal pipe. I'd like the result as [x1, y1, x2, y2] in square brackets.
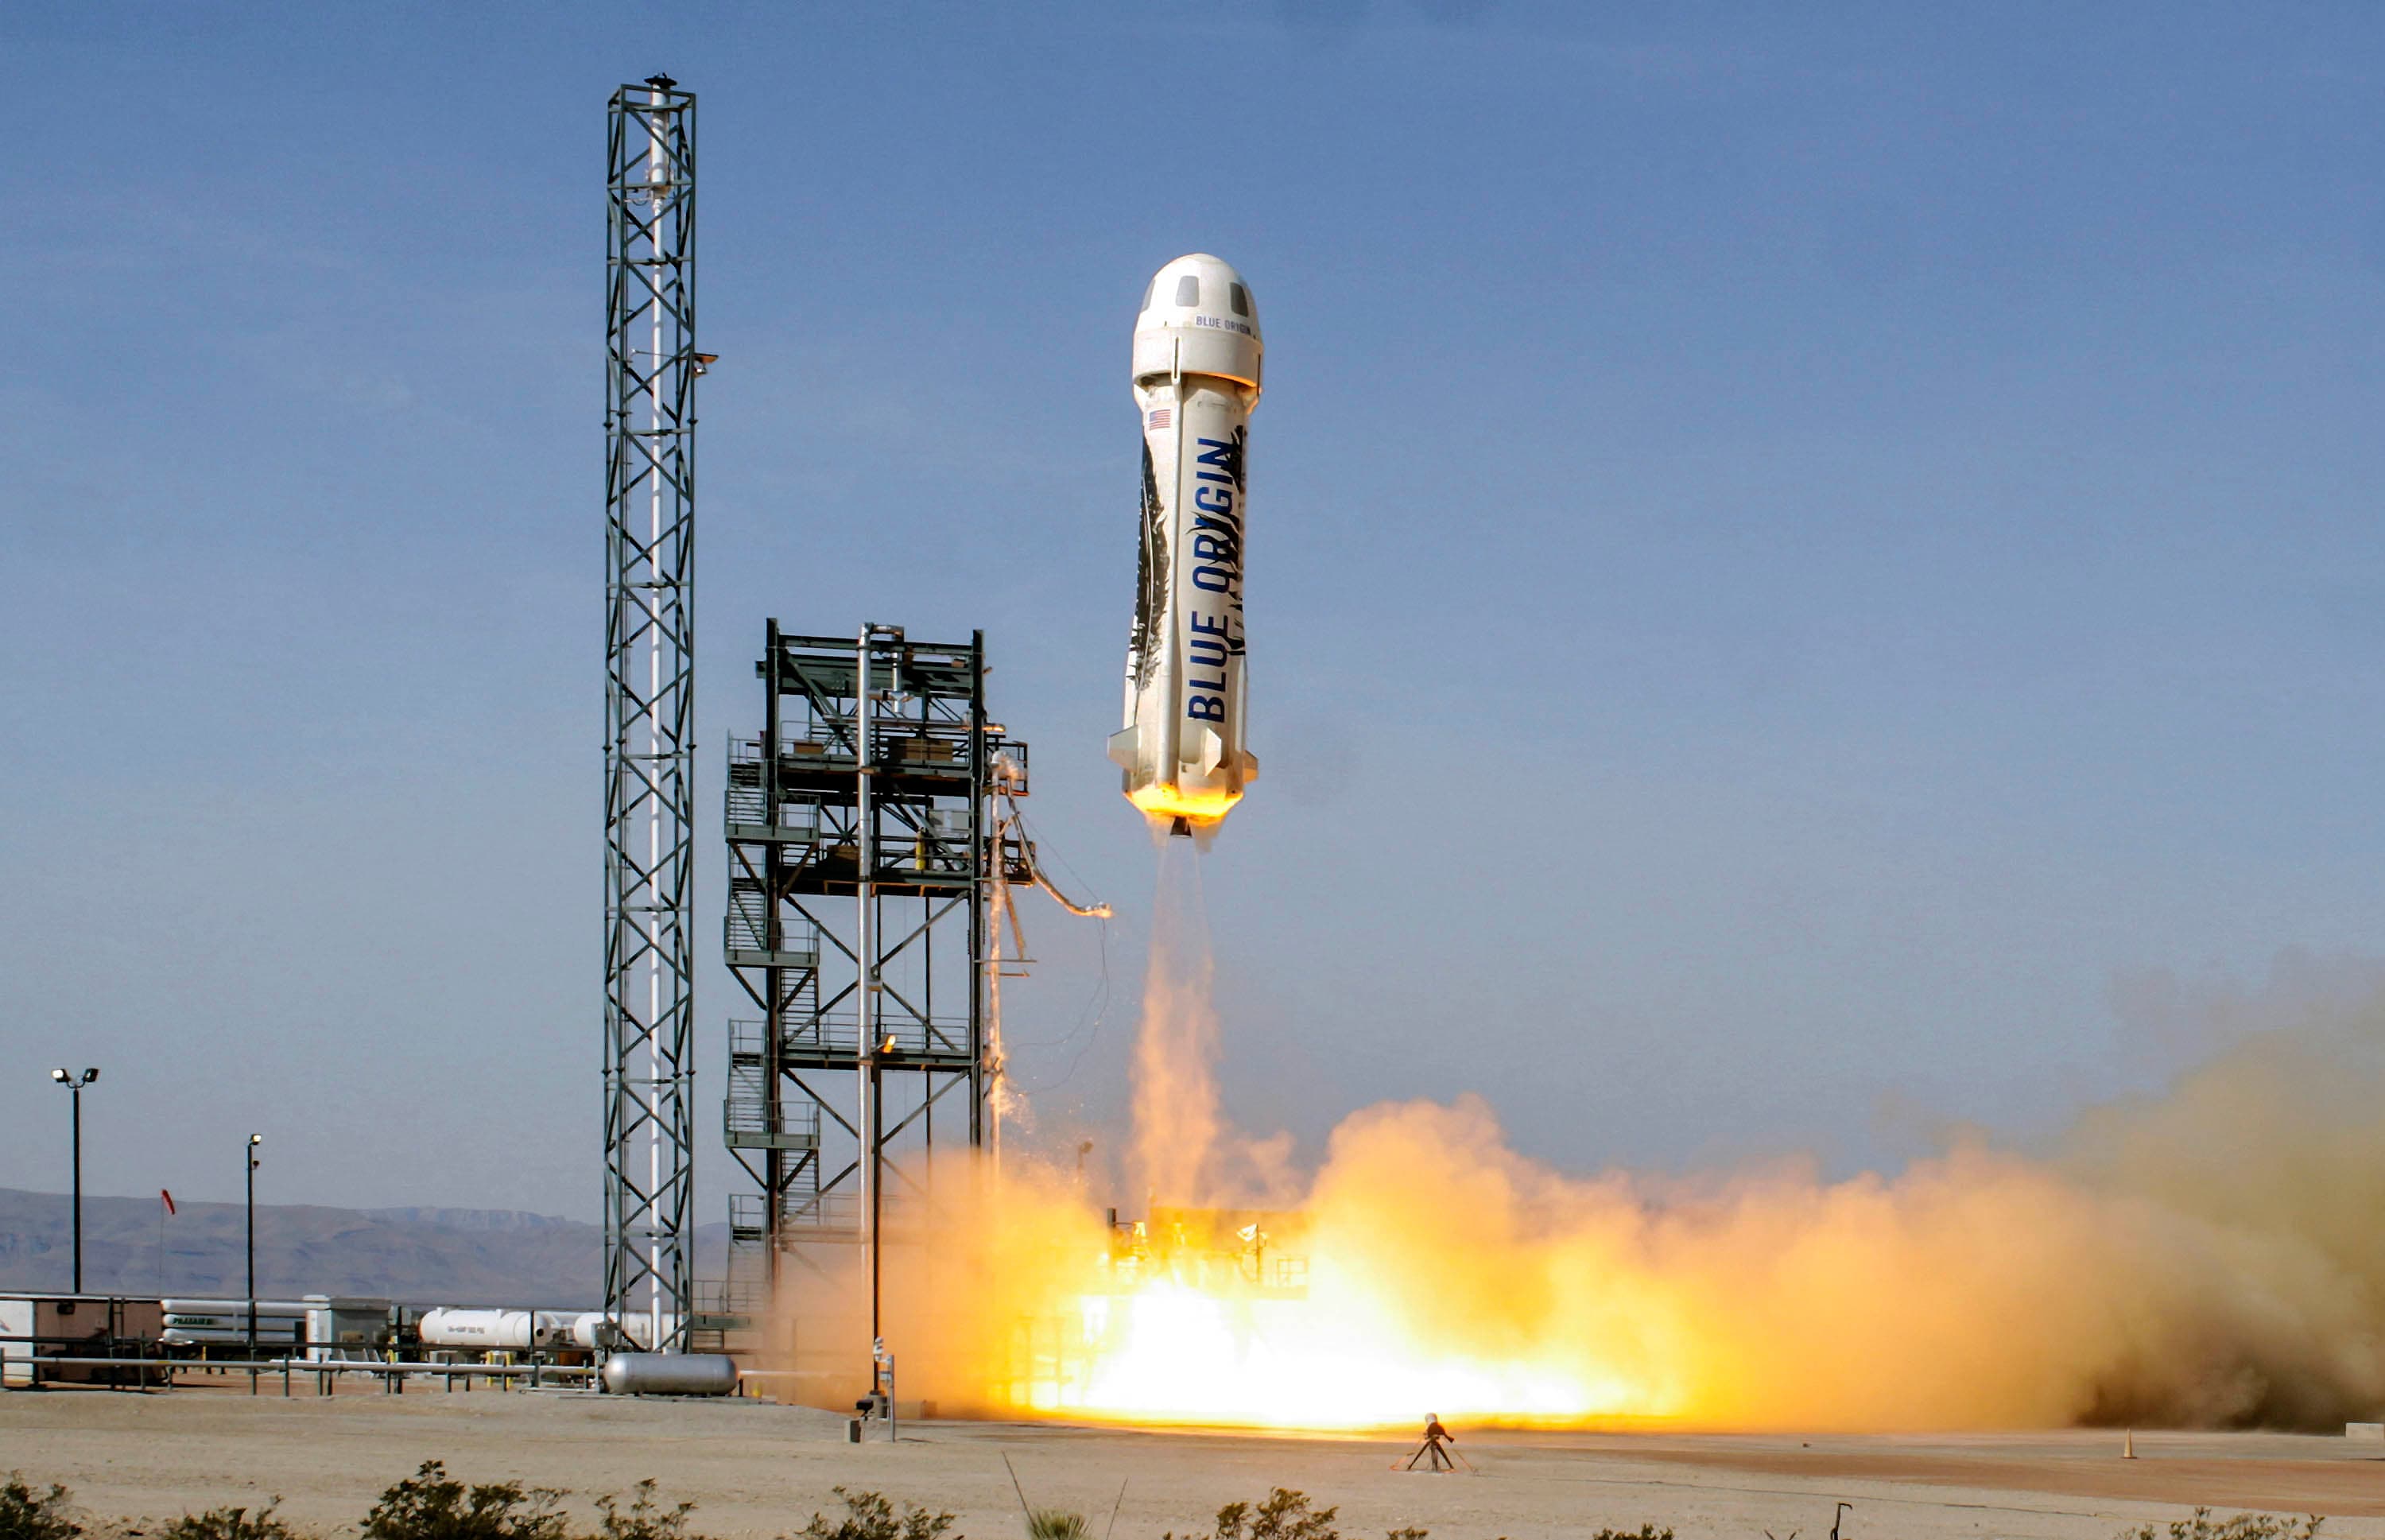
[13, 1355, 593, 1376]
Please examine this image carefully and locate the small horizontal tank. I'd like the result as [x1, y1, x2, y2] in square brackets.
[599, 1352, 739, 1395]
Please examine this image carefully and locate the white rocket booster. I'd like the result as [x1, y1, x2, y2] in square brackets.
[1108, 254, 1263, 837]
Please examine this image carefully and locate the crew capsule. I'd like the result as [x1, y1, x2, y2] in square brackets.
[1107, 254, 1263, 838]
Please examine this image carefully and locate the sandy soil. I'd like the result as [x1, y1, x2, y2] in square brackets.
[2, 1386, 2379, 1540]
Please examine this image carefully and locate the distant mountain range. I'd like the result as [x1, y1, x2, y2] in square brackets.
[0, 1188, 729, 1306]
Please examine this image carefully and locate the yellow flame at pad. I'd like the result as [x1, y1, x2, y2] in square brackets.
[779, 855, 2385, 1434]
[1047, 1264, 1675, 1430]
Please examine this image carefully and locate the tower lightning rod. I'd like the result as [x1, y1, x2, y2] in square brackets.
[603, 72, 698, 1356]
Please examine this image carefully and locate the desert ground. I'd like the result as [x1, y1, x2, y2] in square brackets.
[3, 1385, 2379, 1540]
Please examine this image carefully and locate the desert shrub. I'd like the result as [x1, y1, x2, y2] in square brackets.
[2119, 1512, 2321, 1540]
[362, 1463, 568, 1540]
[1385, 1530, 1429, 1540]
[594, 1482, 701, 1540]
[792, 1490, 955, 1540]
[1588, 1529, 1671, 1540]
[1167, 1490, 1340, 1540]
[1026, 1513, 1088, 1540]
[161, 1503, 301, 1540]
[0, 1476, 80, 1540]
[1233, 1492, 1338, 1540]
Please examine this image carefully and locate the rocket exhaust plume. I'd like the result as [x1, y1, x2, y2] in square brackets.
[836, 931, 2385, 1433]
[1130, 841, 1223, 1204]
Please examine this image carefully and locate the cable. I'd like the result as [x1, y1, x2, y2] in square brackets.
[1033, 867, 1112, 918]
[1010, 911, 1112, 1085]
[992, 797, 1115, 1088]
[1010, 801, 1113, 918]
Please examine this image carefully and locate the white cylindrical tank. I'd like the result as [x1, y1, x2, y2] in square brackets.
[415, 1308, 535, 1350]
[601, 1352, 738, 1395]
[159, 1299, 309, 1348]
[1107, 254, 1263, 837]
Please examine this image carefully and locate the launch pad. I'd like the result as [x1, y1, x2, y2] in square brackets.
[1110, 1205, 1311, 1294]
[1001, 1204, 1313, 1416]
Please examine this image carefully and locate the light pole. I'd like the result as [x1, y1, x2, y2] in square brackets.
[50, 1069, 99, 1294]
[244, 1133, 262, 1383]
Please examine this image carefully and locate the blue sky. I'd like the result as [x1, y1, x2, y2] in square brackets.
[6, 2, 2384, 1219]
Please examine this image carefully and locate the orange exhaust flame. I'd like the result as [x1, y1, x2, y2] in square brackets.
[832, 870, 2385, 1432]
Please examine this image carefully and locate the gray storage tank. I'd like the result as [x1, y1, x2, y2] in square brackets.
[600, 1352, 739, 1396]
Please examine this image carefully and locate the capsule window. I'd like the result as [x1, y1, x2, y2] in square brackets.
[1173, 274, 1201, 308]
[1140, 277, 1155, 312]
[1228, 283, 1250, 317]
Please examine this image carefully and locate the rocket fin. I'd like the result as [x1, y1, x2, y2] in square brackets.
[1192, 726, 1226, 774]
[1107, 726, 1140, 770]
[1240, 750, 1260, 782]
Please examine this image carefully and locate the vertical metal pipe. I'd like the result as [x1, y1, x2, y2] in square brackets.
[855, 627, 879, 1349]
[763, 619, 784, 1292]
[973, 634, 996, 1166]
[245, 1137, 258, 1391]
[69, 1086, 82, 1294]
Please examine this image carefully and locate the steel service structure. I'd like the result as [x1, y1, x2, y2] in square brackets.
[603, 75, 701, 1355]
[721, 623, 1034, 1339]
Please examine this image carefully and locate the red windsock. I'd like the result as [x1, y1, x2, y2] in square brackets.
[161, 1189, 176, 1216]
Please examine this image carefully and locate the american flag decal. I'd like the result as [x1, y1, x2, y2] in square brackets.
[1146, 407, 1170, 430]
